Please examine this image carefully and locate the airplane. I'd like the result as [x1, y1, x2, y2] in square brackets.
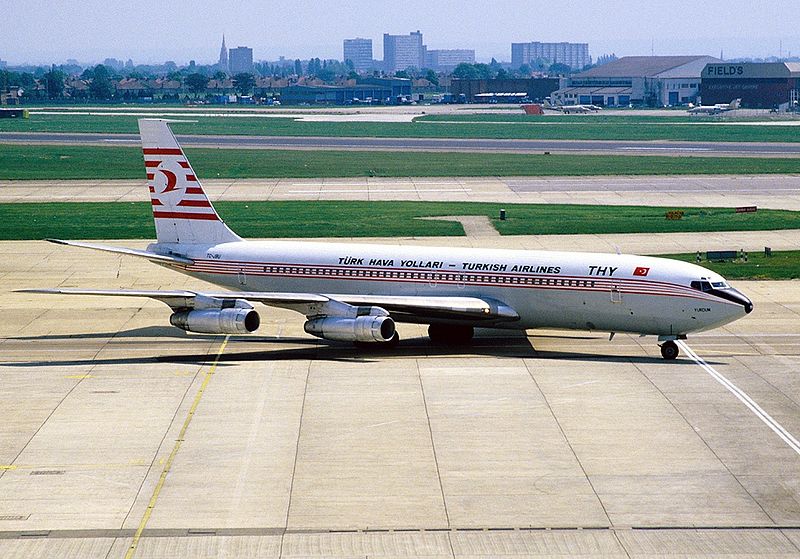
[687, 98, 741, 115]
[543, 99, 602, 114]
[22, 119, 753, 361]
[553, 104, 602, 114]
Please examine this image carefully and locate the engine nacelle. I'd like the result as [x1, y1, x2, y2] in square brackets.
[304, 315, 395, 343]
[170, 308, 260, 334]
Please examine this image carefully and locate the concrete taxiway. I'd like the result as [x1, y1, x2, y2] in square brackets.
[3, 131, 800, 157]
[4, 174, 800, 210]
[2, 239, 800, 558]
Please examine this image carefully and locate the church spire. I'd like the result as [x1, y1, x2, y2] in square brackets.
[218, 34, 228, 72]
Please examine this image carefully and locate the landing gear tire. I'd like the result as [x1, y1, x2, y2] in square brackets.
[428, 324, 474, 345]
[660, 340, 679, 360]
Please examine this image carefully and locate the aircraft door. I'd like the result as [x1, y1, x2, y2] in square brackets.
[610, 285, 622, 304]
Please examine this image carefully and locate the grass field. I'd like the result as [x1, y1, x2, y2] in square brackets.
[665, 250, 800, 280]
[2, 201, 798, 240]
[2, 112, 800, 143]
[2, 145, 800, 180]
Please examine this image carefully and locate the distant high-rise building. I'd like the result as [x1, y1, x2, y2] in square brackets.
[229, 46, 253, 74]
[218, 35, 228, 72]
[512, 42, 590, 70]
[343, 38, 373, 72]
[103, 58, 124, 71]
[0, 59, 7, 69]
[383, 31, 424, 73]
[424, 49, 475, 71]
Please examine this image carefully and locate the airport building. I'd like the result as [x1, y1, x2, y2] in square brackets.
[383, 31, 425, 72]
[450, 77, 562, 103]
[699, 62, 800, 109]
[511, 42, 590, 70]
[551, 55, 718, 107]
[424, 49, 475, 72]
[343, 38, 373, 72]
[276, 77, 412, 105]
[228, 46, 254, 74]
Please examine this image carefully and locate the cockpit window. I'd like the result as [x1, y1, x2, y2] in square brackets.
[691, 280, 713, 292]
[711, 281, 729, 289]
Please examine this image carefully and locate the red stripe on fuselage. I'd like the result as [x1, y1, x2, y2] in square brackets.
[179, 266, 727, 304]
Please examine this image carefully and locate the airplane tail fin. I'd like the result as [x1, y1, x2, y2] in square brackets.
[139, 119, 240, 245]
[729, 98, 741, 110]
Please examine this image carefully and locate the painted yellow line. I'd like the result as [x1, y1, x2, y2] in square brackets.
[124, 336, 229, 559]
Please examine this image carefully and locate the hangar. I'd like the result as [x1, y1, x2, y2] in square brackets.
[276, 78, 412, 105]
[699, 62, 800, 109]
[551, 55, 719, 107]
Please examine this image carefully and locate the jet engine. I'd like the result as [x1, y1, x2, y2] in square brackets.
[170, 308, 260, 334]
[304, 315, 395, 343]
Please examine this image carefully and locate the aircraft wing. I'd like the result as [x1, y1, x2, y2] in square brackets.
[19, 289, 519, 323]
[335, 294, 519, 323]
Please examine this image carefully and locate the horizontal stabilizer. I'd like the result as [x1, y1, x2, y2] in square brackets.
[46, 239, 193, 265]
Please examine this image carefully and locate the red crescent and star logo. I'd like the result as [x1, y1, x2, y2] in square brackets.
[159, 169, 179, 194]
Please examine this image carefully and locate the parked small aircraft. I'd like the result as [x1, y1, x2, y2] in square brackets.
[688, 98, 741, 115]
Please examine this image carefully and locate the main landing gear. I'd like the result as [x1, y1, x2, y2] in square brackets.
[659, 340, 680, 360]
[428, 324, 474, 345]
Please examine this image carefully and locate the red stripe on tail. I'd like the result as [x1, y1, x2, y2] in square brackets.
[153, 211, 220, 221]
[143, 148, 183, 155]
[177, 199, 212, 207]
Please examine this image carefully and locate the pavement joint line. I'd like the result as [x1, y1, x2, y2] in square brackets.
[4, 526, 800, 539]
[414, 358, 453, 549]
[278, 361, 311, 558]
[678, 341, 800, 456]
[123, 335, 230, 559]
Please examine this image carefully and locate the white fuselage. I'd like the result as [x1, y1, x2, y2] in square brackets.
[154, 240, 748, 336]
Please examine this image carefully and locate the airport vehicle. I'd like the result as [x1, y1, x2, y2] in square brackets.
[688, 98, 741, 115]
[26, 120, 753, 360]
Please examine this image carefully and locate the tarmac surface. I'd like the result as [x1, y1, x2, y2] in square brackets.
[2, 131, 800, 157]
[4, 174, 800, 210]
[2, 236, 800, 557]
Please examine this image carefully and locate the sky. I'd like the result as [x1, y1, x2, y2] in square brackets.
[2, 0, 799, 66]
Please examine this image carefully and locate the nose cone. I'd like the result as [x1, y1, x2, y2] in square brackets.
[716, 287, 753, 314]
[733, 288, 754, 314]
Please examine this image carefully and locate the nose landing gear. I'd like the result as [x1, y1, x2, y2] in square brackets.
[659, 340, 680, 360]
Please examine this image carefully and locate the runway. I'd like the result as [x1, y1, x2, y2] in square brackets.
[2, 131, 800, 157]
[2, 240, 800, 557]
